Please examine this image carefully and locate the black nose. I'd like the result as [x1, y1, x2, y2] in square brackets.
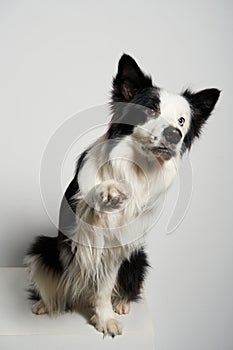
[163, 126, 182, 144]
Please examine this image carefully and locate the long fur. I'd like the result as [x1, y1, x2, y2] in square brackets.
[24, 54, 220, 336]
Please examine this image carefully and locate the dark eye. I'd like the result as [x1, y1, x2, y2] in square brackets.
[178, 116, 185, 126]
[145, 107, 156, 117]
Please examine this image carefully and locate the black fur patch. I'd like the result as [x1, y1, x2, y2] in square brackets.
[26, 235, 63, 273]
[27, 287, 40, 301]
[182, 88, 221, 150]
[116, 248, 150, 302]
[64, 149, 89, 208]
[108, 54, 160, 140]
[58, 149, 89, 240]
[112, 54, 153, 103]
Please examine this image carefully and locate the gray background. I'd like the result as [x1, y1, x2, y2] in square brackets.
[0, 0, 232, 349]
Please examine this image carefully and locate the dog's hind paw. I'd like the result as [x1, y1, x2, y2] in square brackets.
[113, 299, 130, 315]
[32, 299, 48, 315]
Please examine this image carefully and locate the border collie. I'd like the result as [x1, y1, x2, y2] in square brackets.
[24, 54, 220, 337]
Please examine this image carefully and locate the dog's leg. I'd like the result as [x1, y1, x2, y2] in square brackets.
[85, 180, 130, 336]
[90, 273, 122, 337]
[112, 248, 150, 314]
[73, 180, 130, 336]
[24, 236, 65, 316]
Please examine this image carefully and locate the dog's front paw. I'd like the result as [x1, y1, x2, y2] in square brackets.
[96, 180, 130, 212]
[91, 315, 122, 337]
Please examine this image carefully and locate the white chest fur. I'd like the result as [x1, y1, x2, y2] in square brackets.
[75, 136, 179, 249]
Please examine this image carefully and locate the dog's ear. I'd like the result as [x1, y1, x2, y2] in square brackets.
[112, 54, 152, 102]
[182, 88, 221, 150]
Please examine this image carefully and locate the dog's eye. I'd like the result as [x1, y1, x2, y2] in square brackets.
[145, 107, 156, 117]
[178, 117, 185, 126]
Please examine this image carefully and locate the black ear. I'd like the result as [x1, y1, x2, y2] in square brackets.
[182, 88, 221, 150]
[112, 54, 152, 102]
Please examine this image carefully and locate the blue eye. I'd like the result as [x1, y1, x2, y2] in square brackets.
[145, 107, 156, 117]
[178, 117, 185, 126]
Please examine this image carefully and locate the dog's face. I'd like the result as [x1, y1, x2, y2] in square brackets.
[108, 54, 220, 161]
[128, 88, 192, 161]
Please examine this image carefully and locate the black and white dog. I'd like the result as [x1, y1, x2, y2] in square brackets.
[24, 54, 220, 336]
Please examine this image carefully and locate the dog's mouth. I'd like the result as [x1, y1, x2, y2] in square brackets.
[142, 143, 175, 160]
[152, 145, 170, 153]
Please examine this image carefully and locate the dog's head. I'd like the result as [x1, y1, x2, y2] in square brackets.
[108, 54, 220, 161]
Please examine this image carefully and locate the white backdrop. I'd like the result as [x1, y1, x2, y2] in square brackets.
[0, 1, 232, 349]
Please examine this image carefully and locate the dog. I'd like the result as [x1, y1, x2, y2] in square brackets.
[24, 54, 220, 337]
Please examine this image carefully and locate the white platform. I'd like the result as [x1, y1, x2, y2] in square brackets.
[0, 268, 155, 349]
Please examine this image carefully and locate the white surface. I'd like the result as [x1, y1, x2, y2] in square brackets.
[0, 334, 154, 350]
[0, 1, 233, 350]
[0, 268, 155, 349]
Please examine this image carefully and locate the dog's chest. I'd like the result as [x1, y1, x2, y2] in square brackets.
[116, 156, 178, 212]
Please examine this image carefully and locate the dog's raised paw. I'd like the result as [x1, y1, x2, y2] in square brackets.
[96, 180, 130, 211]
